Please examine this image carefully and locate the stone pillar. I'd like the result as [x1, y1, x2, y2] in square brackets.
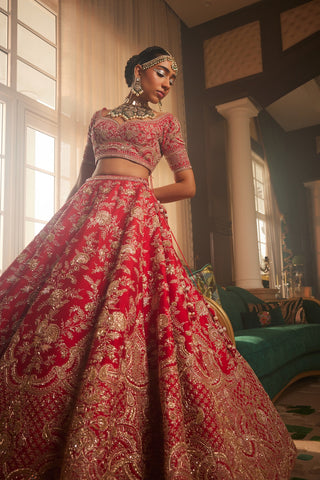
[216, 98, 262, 289]
[304, 180, 320, 298]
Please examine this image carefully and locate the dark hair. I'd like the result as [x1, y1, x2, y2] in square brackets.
[124, 46, 170, 87]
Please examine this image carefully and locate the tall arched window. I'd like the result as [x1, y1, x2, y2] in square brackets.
[252, 152, 267, 267]
[252, 150, 283, 288]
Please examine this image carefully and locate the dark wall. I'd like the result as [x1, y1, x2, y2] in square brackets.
[259, 112, 320, 288]
[181, 0, 320, 288]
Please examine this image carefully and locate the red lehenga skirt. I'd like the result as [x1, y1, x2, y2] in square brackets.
[0, 175, 295, 480]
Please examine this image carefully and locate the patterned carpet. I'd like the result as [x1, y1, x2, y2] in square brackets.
[275, 376, 320, 480]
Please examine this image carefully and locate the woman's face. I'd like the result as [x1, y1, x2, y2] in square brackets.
[136, 60, 177, 104]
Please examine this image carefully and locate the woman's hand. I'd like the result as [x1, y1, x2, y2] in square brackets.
[152, 168, 196, 204]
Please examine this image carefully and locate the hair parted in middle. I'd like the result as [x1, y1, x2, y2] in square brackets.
[124, 46, 171, 87]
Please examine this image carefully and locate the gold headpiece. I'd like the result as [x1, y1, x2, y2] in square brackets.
[141, 54, 178, 74]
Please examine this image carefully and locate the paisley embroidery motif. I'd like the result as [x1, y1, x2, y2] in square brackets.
[0, 176, 296, 479]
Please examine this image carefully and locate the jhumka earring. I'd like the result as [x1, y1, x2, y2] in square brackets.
[131, 77, 143, 97]
[158, 99, 162, 111]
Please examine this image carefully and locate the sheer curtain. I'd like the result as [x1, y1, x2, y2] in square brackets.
[59, 0, 194, 266]
[254, 117, 283, 289]
[263, 156, 282, 289]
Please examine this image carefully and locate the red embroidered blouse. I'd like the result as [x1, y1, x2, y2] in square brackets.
[82, 108, 192, 173]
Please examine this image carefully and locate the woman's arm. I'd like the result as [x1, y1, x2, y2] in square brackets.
[152, 168, 196, 203]
[67, 142, 95, 200]
[159, 115, 195, 203]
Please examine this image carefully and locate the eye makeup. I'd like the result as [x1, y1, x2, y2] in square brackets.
[153, 67, 176, 85]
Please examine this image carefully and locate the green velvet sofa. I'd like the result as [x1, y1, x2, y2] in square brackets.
[216, 285, 320, 400]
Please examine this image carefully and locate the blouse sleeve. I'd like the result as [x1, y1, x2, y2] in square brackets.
[82, 111, 99, 166]
[160, 114, 192, 173]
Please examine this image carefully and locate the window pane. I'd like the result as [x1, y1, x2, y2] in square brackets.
[0, 0, 7, 10]
[0, 101, 4, 150]
[255, 162, 264, 182]
[259, 242, 267, 264]
[257, 197, 265, 214]
[26, 127, 54, 172]
[0, 153, 4, 211]
[25, 220, 44, 246]
[26, 168, 54, 221]
[257, 218, 266, 244]
[18, 0, 56, 43]
[0, 102, 5, 273]
[0, 215, 3, 272]
[17, 60, 55, 109]
[0, 12, 7, 48]
[0, 50, 7, 85]
[256, 181, 264, 199]
[18, 25, 56, 76]
[0, 102, 5, 211]
[0, 156, 4, 211]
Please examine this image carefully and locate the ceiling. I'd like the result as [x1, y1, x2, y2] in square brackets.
[266, 77, 320, 132]
[164, 0, 320, 132]
[164, 0, 259, 28]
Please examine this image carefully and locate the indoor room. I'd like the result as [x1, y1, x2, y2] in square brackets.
[0, 0, 319, 479]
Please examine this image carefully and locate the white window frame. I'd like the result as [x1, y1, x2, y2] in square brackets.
[0, 0, 59, 271]
[23, 109, 58, 246]
[252, 152, 268, 269]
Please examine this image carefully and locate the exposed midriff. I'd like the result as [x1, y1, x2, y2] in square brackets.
[92, 156, 150, 179]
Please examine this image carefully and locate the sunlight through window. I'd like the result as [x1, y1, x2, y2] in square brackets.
[25, 128, 55, 246]
[252, 155, 267, 267]
[0, 102, 5, 272]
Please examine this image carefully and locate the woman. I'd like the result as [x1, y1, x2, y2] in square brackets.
[0, 46, 295, 479]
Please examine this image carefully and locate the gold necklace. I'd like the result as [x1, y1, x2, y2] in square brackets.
[107, 99, 155, 121]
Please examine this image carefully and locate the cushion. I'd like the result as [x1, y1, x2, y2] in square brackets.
[248, 297, 307, 325]
[280, 298, 307, 324]
[225, 285, 263, 305]
[303, 299, 320, 324]
[190, 264, 221, 306]
[242, 306, 285, 329]
[218, 286, 247, 332]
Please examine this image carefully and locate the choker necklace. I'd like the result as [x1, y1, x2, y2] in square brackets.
[108, 99, 155, 121]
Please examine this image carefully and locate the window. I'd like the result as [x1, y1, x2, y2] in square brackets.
[25, 116, 57, 246]
[252, 153, 267, 268]
[0, 0, 61, 273]
[251, 150, 284, 289]
[0, 0, 8, 86]
[17, 0, 57, 108]
[0, 101, 5, 273]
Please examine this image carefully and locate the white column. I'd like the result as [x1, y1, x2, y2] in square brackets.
[216, 98, 262, 289]
[304, 180, 320, 298]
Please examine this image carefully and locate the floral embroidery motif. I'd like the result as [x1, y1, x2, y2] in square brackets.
[0, 177, 296, 479]
[83, 110, 192, 173]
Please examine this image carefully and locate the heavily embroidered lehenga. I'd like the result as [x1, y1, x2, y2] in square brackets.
[0, 110, 296, 479]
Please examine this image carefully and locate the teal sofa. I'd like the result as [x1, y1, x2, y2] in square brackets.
[216, 285, 320, 400]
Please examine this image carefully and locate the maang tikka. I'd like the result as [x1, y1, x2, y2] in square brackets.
[131, 77, 143, 97]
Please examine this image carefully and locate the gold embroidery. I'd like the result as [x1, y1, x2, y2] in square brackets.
[0, 177, 296, 478]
